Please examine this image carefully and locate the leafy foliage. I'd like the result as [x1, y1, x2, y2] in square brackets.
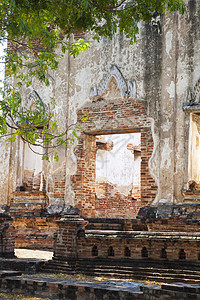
[0, 0, 186, 159]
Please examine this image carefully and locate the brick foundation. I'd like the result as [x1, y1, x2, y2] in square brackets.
[12, 214, 59, 250]
[10, 191, 59, 250]
[77, 231, 200, 261]
[52, 214, 200, 263]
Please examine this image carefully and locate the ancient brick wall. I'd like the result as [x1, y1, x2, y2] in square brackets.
[12, 214, 59, 250]
[77, 232, 200, 261]
[51, 165, 66, 203]
[53, 215, 200, 263]
[94, 182, 140, 218]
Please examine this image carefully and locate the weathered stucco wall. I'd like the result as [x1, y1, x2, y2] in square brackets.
[65, 0, 200, 209]
[0, 49, 70, 208]
[0, 139, 11, 206]
[0, 0, 200, 217]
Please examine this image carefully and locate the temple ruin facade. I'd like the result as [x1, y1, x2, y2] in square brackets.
[0, 0, 200, 269]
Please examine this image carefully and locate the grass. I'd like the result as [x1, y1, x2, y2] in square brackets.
[28, 272, 159, 285]
[0, 293, 49, 299]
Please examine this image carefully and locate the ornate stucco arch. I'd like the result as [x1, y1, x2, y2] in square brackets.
[23, 90, 46, 111]
[90, 65, 136, 100]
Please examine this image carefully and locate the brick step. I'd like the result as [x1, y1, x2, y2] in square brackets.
[42, 266, 75, 273]
[77, 260, 200, 283]
[11, 201, 43, 206]
[78, 262, 200, 273]
[10, 209, 43, 215]
[86, 218, 124, 231]
[10, 203, 44, 212]
[80, 272, 200, 284]
[44, 265, 200, 280]
[88, 262, 200, 272]
[12, 194, 46, 199]
[0, 258, 45, 273]
[11, 191, 47, 206]
[11, 198, 45, 204]
[12, 191, 46, 196]
[77, 264, 200, 282]
[78, 266, 200, 277]
[43, 260, 76, 267]
[86, 223, 122, 230]
[78, 259, 200, 271]
[160, 283, 200, 294]
[46, 258, 200, 271]
[12, 192, 46, 200]
[41, 265, 200, 284]
[78, 267, 200, 279]
[182, 200, 200, 206]
[0, 270, 22, 277]
[42, 259, 200, 284]
[41, 267, 76, 275]
[41, 260, 76, 274]
[41, 259, 200, 284]
[44, 260, 200, 275]
[10, 212, 43, 218]
[87, 218, 124, 223]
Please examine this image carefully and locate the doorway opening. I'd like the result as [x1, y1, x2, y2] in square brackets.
[95, 132, 141, 218]
[188, 113, 200, 190]
[17, 134, 45, 192]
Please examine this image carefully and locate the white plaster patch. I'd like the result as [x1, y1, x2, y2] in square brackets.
[165, 30, 172, 57]
[160, 138, 172, 169]
[161, 120, 172, 132]
[75, 67, 91, 88]
[166, 81, 175, 98]
[148, 119, 159, 181]
[148, 118, 160, 205]
[176, 74, 188, 95]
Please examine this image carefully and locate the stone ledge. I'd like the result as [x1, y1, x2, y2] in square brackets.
[0, 275, 200, 299]
[0, 258, 45, 273]
[161, 283, 200, 293]
[0, 275, 144, 299]
[84, 230, 200, 241]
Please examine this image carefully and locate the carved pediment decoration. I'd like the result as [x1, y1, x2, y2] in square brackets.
[183, 77, 200, 111]
[90, 65, 136, 100]
[23, 90, 46, 111]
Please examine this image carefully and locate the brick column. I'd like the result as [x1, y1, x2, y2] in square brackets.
[53, 214, 86, 260]
[123, 219, 133, 231]
[0, 214, 15, 258]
